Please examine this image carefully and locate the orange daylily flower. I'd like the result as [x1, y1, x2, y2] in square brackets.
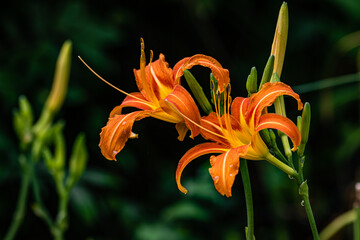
[175, 82, 303, 197]
[99, 39, 230, 160]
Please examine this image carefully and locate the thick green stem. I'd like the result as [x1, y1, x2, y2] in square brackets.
[265, 153, 298, 180]
[303, 196, 319, 239]
[53, 193, 69, 240]
[240, 159, 254, 240]
[299, 181, 320, 240]
[51, 174, 69, 240]
[4, 156, 32, 240]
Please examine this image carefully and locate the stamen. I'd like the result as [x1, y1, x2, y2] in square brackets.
[150, 50, 154, 63]
[210, 80, 215, 91]
[164, 100, 227, 140]
[139, 38, 157, 103]
[78, 56, 147, 103]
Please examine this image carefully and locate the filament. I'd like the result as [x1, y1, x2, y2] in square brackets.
[78, 56, 148, 104]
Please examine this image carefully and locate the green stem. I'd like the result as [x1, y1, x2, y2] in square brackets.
[240, 159, 254, 240]
[53, 194, 69, 240]
[354, 206, 360, 240]
[265, 153, 298, 180]
[299, 181, 320, 240]
[52, 174, 69, 240]
[303, 197, 320, 240]
[319, 209, 356, 240]
[4, 156, 32, 240]
[32, 166, 54, 228]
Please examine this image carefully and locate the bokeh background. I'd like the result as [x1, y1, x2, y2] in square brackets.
[1, 0, 360, 239]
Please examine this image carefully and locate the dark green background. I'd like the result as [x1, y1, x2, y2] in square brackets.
[1, 0, 360, 239]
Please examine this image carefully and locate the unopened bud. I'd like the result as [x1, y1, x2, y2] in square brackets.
[298, 102, 311, 156]
[45, 40, 72, 114]
[271, 2, 288, 80]
[43, 122, 66, 174]
[246, 67, 258, 96]
[183, 70, 213, 114]
[13, 96, 34, 147]
[66, 133, 88, 189]
[260, 129, 272, 147]
[259, 55, 274, 90]
[297, 116, 302, 131]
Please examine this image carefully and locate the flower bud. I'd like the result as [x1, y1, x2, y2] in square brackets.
[270, 2, 288, 80]
[297, 116, 302, 131]
[45, 40, 72, 114]
[298, 102, 311, 156]
[246, 67, 257, 96]
[43, 122, 66, 174]
[183, 70, 213, 114]
[259, 55, 274, 90]
[66, 133, 88, 189]
[13, 96, 34, 147]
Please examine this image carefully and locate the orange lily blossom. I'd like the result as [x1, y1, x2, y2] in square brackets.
[98, 39, 230, 160]
[174, 81, 303, 197]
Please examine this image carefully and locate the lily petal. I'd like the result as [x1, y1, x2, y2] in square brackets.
[134, 53, 174, 100]
[110, 92, 154, 117]
[200, 113, 230, 146]
[163, 85, 201, 139]
[175, 122, 189, 141]
[256, 113, 301, 151]
[209, 146, 248, 197]
[99, 111, 149, 160]
[173, 54, 230, 92]
[247, 82, 303, 127]
[176, 143, 228, 194]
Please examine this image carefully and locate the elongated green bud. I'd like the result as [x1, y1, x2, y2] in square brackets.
[297, 116, 302, 131]
[184, 70, 213, 114]
[43, 122, 66, 174]
[13, 96, 34, 147]
[45, 40, 72, 114]
[33, 40, 72, 136]
[260, 129, 272, 147]
[66, 133, 88, 189]
[259, 55, 275, 90]
[271, 2, 288, 80]
[246, 67, 258, 96]
[298, 102, 311, 156]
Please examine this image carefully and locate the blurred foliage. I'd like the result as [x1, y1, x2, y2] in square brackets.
[1, 0, 360, 239]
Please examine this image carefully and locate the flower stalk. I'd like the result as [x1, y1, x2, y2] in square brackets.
[240, 159, 254, 240]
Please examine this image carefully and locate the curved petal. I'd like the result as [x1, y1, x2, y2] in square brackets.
[175, 122, 188, 141]
[134, 54, 174, 100]
[208, 145, 248, 197]
[247, 82, 303, 126]
[163, 85, 202, 138]
[200, 113, 230, 146]
[99, 111, 150, 160]
[173, 54, 230, 92]
[110, 92, 154, 117]
[256, 113, 301, 151]
[230, 97, 248, 121]
[176, 143, 228, 194]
